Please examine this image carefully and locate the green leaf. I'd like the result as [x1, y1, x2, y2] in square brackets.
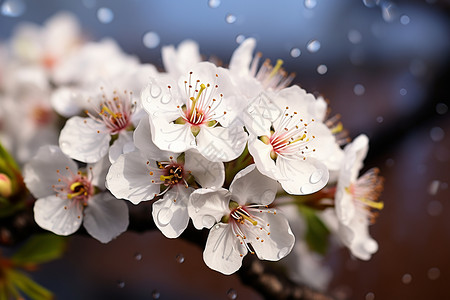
[299, 205, 330, 255]
[7, 270, 53, 300]
[11, 234, 67, 265]
[0, 142, 19, 174]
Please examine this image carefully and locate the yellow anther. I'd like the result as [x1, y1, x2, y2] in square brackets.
[190, 83, 207, 117]
[331, 122, 344, 134]
[70, 182, 83, 191]
[290, 134, 307, 144]
[237, 211, 258, 226]
[269, 59, 284, 78]
[358, 197, 384, 210]
[101, 105, 118, 118]
[160, 175, 174, 181]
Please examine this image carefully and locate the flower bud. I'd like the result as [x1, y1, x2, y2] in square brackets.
[0, 173, 12, 198]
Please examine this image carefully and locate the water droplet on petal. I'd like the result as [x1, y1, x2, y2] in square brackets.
[117, 281, 125, 288]
[157, 207, 173, 226]
[202, 215, 216, 227]
[402, 273, 412, 284]
[381, 2, 397, 22]
[428, 267, 440, 280]
[97, 7, 114, 24]
[215, 224, 220, 229]
[400, 14, 410, 25]
[317, 64, 327, 75]
[150, 84, 162, 98]
[235, 34, 245, 44]
[290, 48, 301, 58]
[143, 31, 160, 49]
[304, 0, 317, 9]
[277, 247, 290, 259]
[262, 190, 275, 202]
[134, 253, 142, 261]
[225, 14, 236, 24]
[300, 185, 314, 194]
[152, 290, 161, 299]
[436, 103, 448, 115]
[348, 29, 362, 44]
[208, 0, 221, 8]
[427, 200, 442, 216]
[354, 84, 365, 96]
[306, 39, 321, 53]
[430, 127, 445, 142]
[227, 288, 238, 300]
[365, 292, 375, 300]
[309, 169, 323, 184]
[1, 0, 25, 17]
[175, 253, 185, 263]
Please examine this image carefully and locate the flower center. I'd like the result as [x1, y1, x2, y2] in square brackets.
[249, 54, 295, 91]
[30, 105, 52, 126]
[230, 206, 258, 226]
[159, 163, 185, 186]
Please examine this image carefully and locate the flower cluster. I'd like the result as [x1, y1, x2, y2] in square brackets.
[0, 13, 384, 281]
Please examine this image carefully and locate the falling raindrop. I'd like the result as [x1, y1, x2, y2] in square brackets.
[427, 200, 443, 217]
[134, 253, 142, 261]
[376, 116, 384, 123]
[348, 29, 362, 44]
[381, 2, 397, 22]
[227, 288, 238, 299]
[235, 34, 245, 44]
[400, 88, 407, 96]
[225, 14, 237, 24]
[317, 64, 327, 75]
[208, 0, 221, 8]
[175, 253, 185, 264]
[353, 84, 365, 96]
[117, 281, 125, 288]
[365, 292, 375, 300]
[1, 0, 26, 17]
[143, 31, 160, 49]
[304, 0, 317, 9]
[428, 268, 440, 280]
[290, 48, 301, 58]
[428, 180, 440, 195]
[402, 273, 412, 284]
[306, 39, 321, 53]
[152, 290, 161, 299]
[436, 103, 448, 115]
[97, 7, 114, 24]
[430, 127, 445, 142]
[400, 15, 410, 25]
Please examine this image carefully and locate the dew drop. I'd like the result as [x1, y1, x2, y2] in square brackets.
[117, 281, 125, 288]
[300, 185, 313, 194]
[290, 48, 301, 58]
[362, 0, 380, 8]
[82, 0, 96, 9]
[306, 39, 321, 53]
[304, 0, 317, 9]
[225, 14, 236, 24]
[215, 224, 220, 229]
[381, 2, 397, 22]
[399, 88, 407, 96]
[365, 292, 375, 300]
[402, 273, 412, 284]
[309, 170, 323, 184]
[428, 267, 440, 280]
[376, 116, 384, 123]
[227, 288, 238, 300]
[348, 29, 362, 44]
[152, 290, 161, 299]
[143, 31, 160, 49]
[175, 253, 185, 264]
[277, 247, 290, 259]
[427, 200, 442, 217]
[235, 34, 245, 44]
[436, 103, 448, 115]
[400, 14, 410, 25]
[430, 127, 445, 142]
[97, 7, 114, 24]
[150, 84, 162, 98]
[157, 207, 173, 225]
[134, 253, 142, 261]
[262, 190, 275, 202]
[317, 64, 327, 75]
[428, 180, 440, 196]
[353, 84, 365, 96]
[1, 0, 25, 17]
[202, 215, 216, 227]
[208, 0, 221, 8]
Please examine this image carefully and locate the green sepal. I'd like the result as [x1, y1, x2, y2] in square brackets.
[11, 234, 66, 265]
[298, 205, 330, 255]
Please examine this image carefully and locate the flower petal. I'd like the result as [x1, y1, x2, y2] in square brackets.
[184, 149, 225, 188]
[196, 126, 247, 162]
[247, 136, 280, 179]
[106, 151, 160, 204]
[152, 185, 193, 238]
[33, 195, 82, 236]
[162, 40, 201, 77]
[188, 187, 230, 230]
[89, 154, 111, 190]
[229, 38, 256, 77]
[150, 117, 194, 153]
[203, 223, 247, 275]
[24, 145, 77, 199]
[59, 116, 111, 163]
[229, 164, 278, 206]
[109, 130, 134, 164]
[83, 193, 129, 243]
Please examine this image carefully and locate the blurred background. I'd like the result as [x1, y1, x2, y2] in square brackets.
[0, 0, 449, 299]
